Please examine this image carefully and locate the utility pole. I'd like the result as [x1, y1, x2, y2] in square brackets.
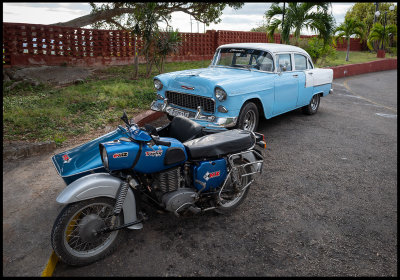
[281, 2, 286, 44]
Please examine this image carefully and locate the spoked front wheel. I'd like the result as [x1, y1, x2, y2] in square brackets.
[51, 197, 124, 266]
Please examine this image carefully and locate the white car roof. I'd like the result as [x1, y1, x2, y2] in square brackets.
[217, 43, 310, 57]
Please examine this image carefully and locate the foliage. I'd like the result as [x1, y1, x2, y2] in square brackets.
[82, 3, 243, 80]
[295, 37, 336, 64]
[86, 2, 244, 30]
[264, 2, 335, 45]
[154, 28, 182, 74]
[250, 21, 281, 34]
[334, 17, 365, 61]
[367, 23, 397, 51]
[345, 2, 397, 42]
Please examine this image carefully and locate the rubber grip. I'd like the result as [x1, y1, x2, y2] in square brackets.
[154, 139, 171, 147]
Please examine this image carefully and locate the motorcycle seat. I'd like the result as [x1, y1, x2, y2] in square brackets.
[183, 129, 255, 159]
[168, 116, 204, 142]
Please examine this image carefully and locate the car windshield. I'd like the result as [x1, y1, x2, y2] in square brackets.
[212, 48, 274, 72]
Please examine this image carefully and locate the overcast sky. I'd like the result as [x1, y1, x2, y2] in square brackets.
[1, 2, 389, 34]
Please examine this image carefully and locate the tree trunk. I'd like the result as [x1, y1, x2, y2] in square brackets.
[346, 38, 350, 61]
[51, 8, 136, 28]
[133, 36, 139, 80]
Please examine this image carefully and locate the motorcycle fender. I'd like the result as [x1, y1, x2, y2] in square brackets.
[56, 173, 142, 230]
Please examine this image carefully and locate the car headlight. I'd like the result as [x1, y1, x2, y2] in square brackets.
[100, 145, 109, 170]
[215, 87, 227, 101]
[154, 79, 163, 91]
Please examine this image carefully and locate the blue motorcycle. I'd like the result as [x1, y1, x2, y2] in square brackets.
[51, 112, 265, 266]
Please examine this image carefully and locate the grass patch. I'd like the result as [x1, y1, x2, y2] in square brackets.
[3, 60, 211, 142]
[316, 50, 397, 67]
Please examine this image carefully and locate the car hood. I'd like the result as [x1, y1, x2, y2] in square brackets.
[156, 67, 273, 96]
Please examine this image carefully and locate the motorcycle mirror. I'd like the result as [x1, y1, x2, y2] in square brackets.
[121, 110, 131, 127]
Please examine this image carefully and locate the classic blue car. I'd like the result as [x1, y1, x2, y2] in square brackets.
[151, 43, 333, 131]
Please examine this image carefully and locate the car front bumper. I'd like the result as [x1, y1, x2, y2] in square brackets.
[150, 99, 237, 128]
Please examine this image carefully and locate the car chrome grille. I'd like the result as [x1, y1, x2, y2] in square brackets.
[166, 91, 215, 113]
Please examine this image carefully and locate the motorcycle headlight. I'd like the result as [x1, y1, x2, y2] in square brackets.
[100, 145, 109, 170]
[215, 87, 227, 101]
[154, 79, 163, 91]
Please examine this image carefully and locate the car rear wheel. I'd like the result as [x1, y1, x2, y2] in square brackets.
[302, 94, 320, 115]
[236, 102, 259, 132]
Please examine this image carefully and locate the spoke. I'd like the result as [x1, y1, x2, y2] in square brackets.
[69, 237, 80, 247]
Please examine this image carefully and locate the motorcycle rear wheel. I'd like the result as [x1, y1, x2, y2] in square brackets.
[215, 158, 253, 214]
[51, 197, 125, 266]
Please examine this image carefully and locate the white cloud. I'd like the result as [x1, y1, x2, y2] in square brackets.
[3, 2, 362, 34]
[3, 2, 91, 24]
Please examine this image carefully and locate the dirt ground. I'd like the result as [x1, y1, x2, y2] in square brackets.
[3, 65, 95, 86]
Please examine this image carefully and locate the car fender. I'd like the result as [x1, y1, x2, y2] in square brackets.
[56, 173, 142, 229]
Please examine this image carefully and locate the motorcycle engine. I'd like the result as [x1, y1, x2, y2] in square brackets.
[152, 167, 197, 213]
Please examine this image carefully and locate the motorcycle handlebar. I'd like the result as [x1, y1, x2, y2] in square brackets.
[153, 139, 171, 147]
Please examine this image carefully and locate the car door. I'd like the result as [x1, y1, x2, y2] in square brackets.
[273, 53, 298, 115]
[294, 54, 314, 107]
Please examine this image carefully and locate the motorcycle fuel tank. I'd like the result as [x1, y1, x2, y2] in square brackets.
[193, 158, 227, 192]
[103, 137, 187, 173]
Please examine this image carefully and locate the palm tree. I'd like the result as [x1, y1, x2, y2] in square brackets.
[265, 2, 335, 46]
[367, 22, 397, 51]
[155, 28, 182, 73]
[334, 17, 365, 61]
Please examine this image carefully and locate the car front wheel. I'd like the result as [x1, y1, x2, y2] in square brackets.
[302, 94, 320, 115]
[236, 102, 259, 132]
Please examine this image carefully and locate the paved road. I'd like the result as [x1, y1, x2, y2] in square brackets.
[3, 70, 397, 276]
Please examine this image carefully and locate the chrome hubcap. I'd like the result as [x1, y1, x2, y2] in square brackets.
[243, 110, 256, 131]
[311, 95, 319, 111]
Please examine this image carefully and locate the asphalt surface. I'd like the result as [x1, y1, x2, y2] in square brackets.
[2, 70, 397, 276]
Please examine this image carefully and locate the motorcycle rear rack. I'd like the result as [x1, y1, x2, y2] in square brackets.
[217, 149, 264, 204]
[228, 149, 264, 175]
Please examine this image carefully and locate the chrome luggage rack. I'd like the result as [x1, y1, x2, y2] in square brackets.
[217, 149, 264, 204]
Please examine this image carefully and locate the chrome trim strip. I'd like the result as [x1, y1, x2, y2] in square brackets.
[151, 101, 238, 128]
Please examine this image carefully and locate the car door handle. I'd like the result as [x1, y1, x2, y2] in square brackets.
[293, 74, 298, 77]
[308, 72, 313, 75]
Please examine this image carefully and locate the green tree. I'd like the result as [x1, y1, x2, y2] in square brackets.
[52, 3, 244, 79]
[264, 2, 335, 45]
[155, 28, 182, 74]
[367, 23, 397, 51]
[53, 2, 244, 28]
[334, 17, 365, 61]
[345, 2, 397, 42]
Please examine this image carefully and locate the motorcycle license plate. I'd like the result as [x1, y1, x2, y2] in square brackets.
[168, 108, 190, 118]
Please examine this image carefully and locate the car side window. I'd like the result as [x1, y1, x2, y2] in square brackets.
[277, 54, 292, 72]
[294, 54, 307, 70]
[307, 58, 314, 69]
[256, 52, 274, 72]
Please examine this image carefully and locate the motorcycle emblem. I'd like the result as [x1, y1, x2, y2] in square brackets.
[203, 171, 220, 181]
[62, 154, 71, 163]
[145, 150, 163, 157]
[113, 152, 128, 159]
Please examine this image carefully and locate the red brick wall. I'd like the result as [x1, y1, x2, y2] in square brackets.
[3, 22, 368, 66]
[326, 59, 397, 79]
